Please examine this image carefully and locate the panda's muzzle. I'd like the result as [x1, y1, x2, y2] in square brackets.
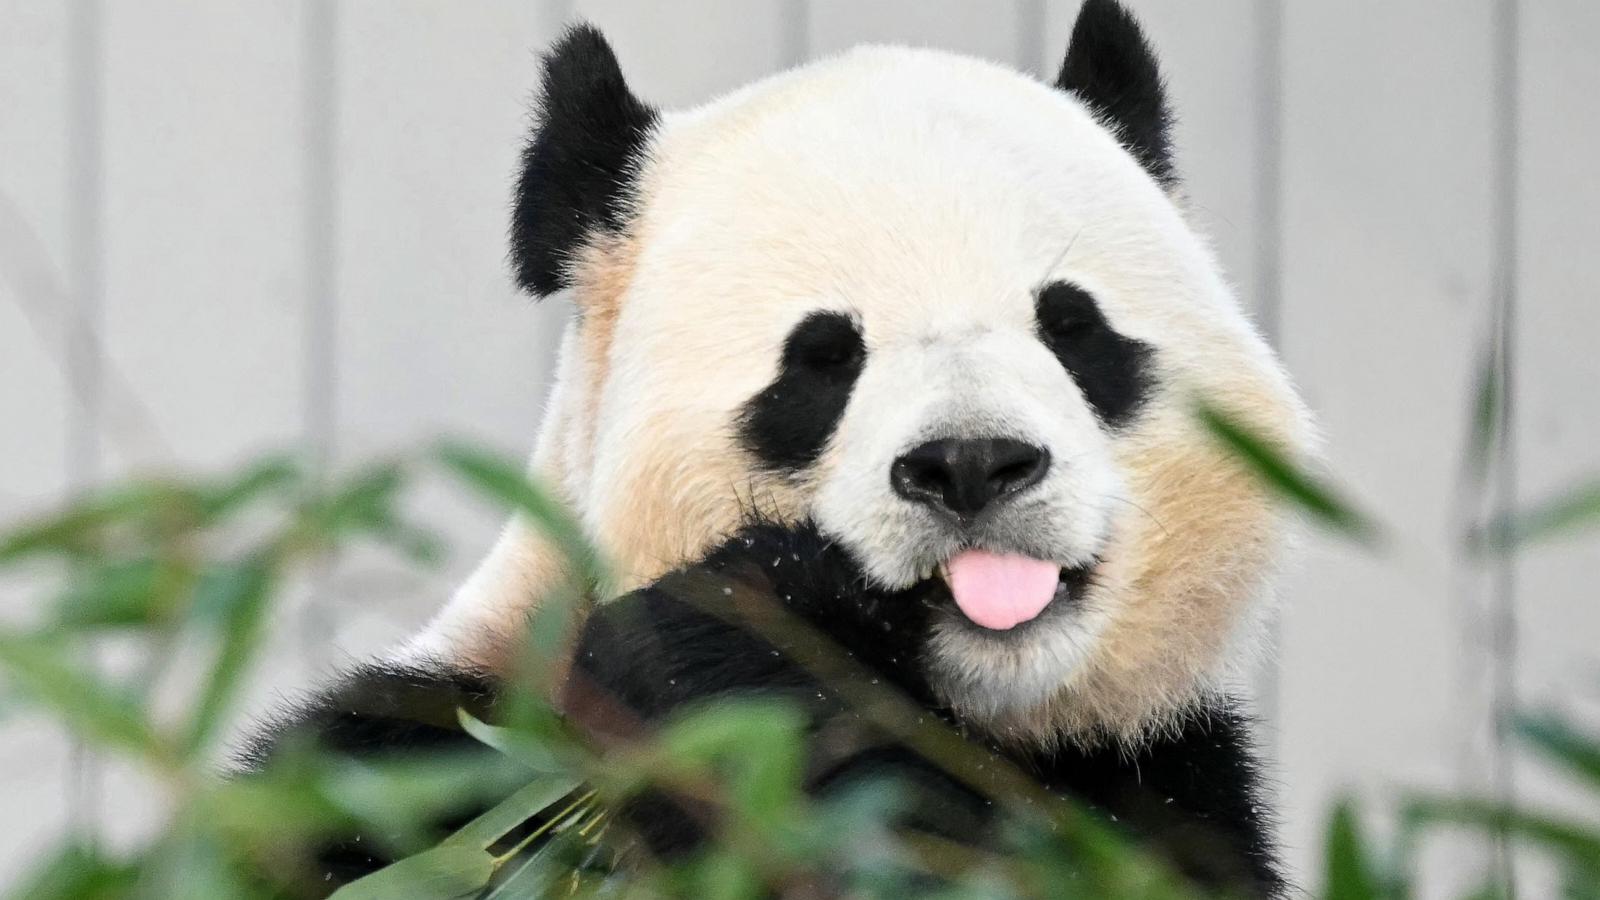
[889, 437, 1051, 521]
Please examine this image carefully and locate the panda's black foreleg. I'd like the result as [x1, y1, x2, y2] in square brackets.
[236, 663, 512, 890]
[566, 521, 1285, 897]
[1016, 701, 1286, 897]
[562, 522, 1004, 859]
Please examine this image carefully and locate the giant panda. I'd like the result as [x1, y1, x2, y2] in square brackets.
[245, 1, 1314, 896]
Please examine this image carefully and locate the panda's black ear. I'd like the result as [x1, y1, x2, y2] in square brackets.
[1054, 0, 1176, 188]
[512, 24, 659, 297]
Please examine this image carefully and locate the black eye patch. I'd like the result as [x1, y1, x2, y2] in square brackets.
[737, 311, 867, 472]
[1034, 281, 1154, 428]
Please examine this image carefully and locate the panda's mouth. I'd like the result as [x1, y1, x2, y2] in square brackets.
[930, 551, 1095, 632]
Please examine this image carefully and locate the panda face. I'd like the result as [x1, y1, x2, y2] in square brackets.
[421, 4, 1315, 742]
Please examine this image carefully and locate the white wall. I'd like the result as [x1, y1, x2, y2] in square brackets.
[1, 1, 1595, 892]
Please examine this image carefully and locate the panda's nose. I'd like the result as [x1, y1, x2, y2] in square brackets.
[890, 438, 1051, 520]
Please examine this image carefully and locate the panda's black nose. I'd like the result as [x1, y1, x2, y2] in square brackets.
[890, 437, 1051, 520]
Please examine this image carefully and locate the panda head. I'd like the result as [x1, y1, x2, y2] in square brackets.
[428, 0, 1314, 744]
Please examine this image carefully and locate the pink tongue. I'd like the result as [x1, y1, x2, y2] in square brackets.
[943, 549, 1061, 630]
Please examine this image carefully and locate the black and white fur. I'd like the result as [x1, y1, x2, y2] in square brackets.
[246, 2, 1313, 896]
[249, 521, 1281, 895]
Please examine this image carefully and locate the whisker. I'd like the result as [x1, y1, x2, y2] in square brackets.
[1032, 224, 1089, 293]
[1110, 495, 1171, 538]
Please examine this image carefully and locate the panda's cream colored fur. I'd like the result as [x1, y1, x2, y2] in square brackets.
[406, 44, 1314, 743]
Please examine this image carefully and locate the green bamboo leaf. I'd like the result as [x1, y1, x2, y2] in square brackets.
[655, 699, 806, 829]
[200, 455, 303, 521]
[1324, 801, 1383, 900]
[447, 774, 586, 853]
[512, 580, 589, 702]
[182, 557, 275, 756]
[311, 754, 513, 857]
[316, 754, 574, 858]
[0, 482, 201, 564]
[457, 708, 566, 774]
[7, 843, 137, 900]
[434, 443, 602, 586]
[435, 445, 606, 703]
[1471, 479, 1600, 554]
[331, 775, 584, 900]
[1463, 344, 1503, 495]
[1563, 863, 1600, 900]
[52, 557, 181, 630]
[1196, 403, 1383, 546]
[299, 464, 406, 538]
[799, 780, 904, 857]
[684, 849, 762, 900]
[1404, 797, 1600, 873]
[1514, 714, 1600, 793]
[481, 837, 565, 899]
[135, 828, 256, 900]
[199, 765, 351, 848]
[294, 463, 444, 565]
[0, 632, 162, 759]
[329, 843, 495, 900]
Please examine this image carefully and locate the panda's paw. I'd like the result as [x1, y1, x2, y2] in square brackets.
[702, 519, 939, 681]
[565, 519, 939, 729]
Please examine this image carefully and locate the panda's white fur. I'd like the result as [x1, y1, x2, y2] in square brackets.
[404, 24, 1313, 746]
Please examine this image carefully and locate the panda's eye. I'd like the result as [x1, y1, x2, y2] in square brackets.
[737, 311, 867, 472]
[1036, 282, 1105, 340]
[1034, 281, 1154, 428]
[785, 312, 866, 374]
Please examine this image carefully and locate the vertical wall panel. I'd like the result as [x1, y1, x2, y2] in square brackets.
[92, 0, 310, 856]
[327, 2, 571, 659]
[0, 3, 76, 887]
[1045, 2, 1265, 321]
[1275, 2, 1497, 891]
[0, 1, 74, 539]
[1515, 0, 1600, 819]
[98, 4, 305, 475]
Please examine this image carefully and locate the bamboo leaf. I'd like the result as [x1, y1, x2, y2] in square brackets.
[1562, 863, 1600, 900]
[1471, 479, 1600, 554]
[199, 455, 303, 521]
[182, 557, 276, 756]
[1463, 343, 1503, 495]
[684, 850, 762, 900]
[199, 766, 351, 848]
[433, 443, 602, 587]
[456, 708, 566, 774]
[317, 752, 531, 853]
[1515, 714, 1600, 793]
[1403, 797, 1600, 873]
[1324, 801, 1383, 900]
[1196, 403, 1383, 545]
[299, 465, 406, 539]
[446, 774, 586, 853]
[0, 482, 201, 564]
[481, 837, 565, 899]
[0, 632, 162, 759]
[328, 842, 494, 900]
[655, 699, 806, 829]
[8, 843, 137, 900]
[294, 463, 443, 564]
[136, 828, 256, 900]
[331, 775, 584, 900]
[52, 556, 184, 630]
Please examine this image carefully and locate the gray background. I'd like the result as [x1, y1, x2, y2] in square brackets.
[2, 1, 1597, 894]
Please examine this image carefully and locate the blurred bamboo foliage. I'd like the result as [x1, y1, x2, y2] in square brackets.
[0, 422, 1596, 897]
